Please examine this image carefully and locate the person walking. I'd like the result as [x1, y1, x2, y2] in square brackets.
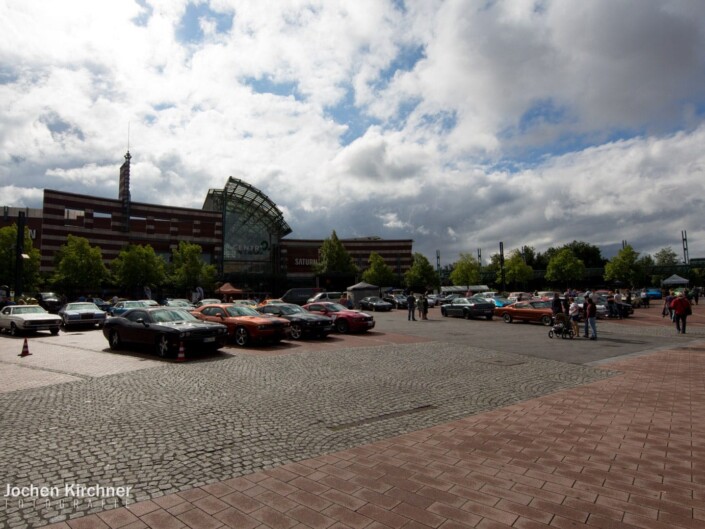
[663, 290, 675, 320]
[406, 291, 416, 321]
[585, 297, 597, 340]
[670, 291, 692, 334]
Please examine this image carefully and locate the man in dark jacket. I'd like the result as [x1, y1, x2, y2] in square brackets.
[406, 292, 416, 321]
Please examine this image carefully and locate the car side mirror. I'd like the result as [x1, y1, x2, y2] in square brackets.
[136, 318, 147, 326]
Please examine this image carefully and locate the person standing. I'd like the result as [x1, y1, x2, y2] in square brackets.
[663, 290, 675, 320]
[551, 293, 562, 316]
[422, 293, 429, 320]
[568, 297, 581, 337]
[670, 292, 692, 334]
[406, 291, 416, 321]
[585, 297, 597, 340]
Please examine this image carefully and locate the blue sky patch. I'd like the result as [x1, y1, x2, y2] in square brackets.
[374, 44, 425, 91]
[132, 0, 153, 27]
[176, 3, 233, 44]
[245, 76, 301, 100]
[326, 89, 380, 146]
[518, 98, 568, 132]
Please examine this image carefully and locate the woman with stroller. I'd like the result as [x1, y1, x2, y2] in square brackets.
[568, 297, 581, 337]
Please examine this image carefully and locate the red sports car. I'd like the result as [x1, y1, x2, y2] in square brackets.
[493, 300, 554, 326]
[191, 304, 290, 346]
[302, 302, 375, 333]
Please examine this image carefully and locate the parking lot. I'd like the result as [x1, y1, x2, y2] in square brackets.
[1, 303, 704, 528]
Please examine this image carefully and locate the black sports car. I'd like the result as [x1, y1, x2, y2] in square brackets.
[256, 303, 334, 339]
[440, 297, 495, 320]
[103, 307, 228, 358]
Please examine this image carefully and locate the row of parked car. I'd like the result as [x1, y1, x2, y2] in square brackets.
[437, 291, 636, 325]
[0, 296, 380, 359]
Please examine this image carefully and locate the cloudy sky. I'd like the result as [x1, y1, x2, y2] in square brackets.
[2, 0, 705, 265]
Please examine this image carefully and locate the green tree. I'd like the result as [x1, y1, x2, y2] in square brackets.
[654, 247, 679, 266]
[313, 231, 358, 276]
[0, 224, 41, 295]
[362, 252, 395, 286]
[404, 253, 439, 292]
[111, 244, 166, 295]
[52, 235, 108, 296]
[545, 248, 585, 287]
[503, 249, 534, 287]
[450, 252, 481, 287]
[169, 242, 217, 294]
[563, 241, 605, 268]
[604, 245, 641, 287]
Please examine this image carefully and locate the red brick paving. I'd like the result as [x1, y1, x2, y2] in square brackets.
[43, 341, 705, 529]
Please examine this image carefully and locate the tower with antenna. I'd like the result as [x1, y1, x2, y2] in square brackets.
[119, 124, 131, 232]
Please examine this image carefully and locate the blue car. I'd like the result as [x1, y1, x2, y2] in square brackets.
[645, 288, 662, 300]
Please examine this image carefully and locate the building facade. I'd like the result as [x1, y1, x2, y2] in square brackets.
[1, 153, 414, 296]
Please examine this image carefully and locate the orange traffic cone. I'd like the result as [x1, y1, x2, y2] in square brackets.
[175, 341, 186, 362]
[18, 338, 32, 357]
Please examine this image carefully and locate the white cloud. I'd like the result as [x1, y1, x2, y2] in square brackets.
[1, 0, 705, 265]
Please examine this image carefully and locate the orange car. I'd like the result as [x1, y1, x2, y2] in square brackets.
[493, 300, 554, 326]
[191, 304, 290, 346]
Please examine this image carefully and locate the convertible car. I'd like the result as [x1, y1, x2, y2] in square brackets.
[103, 307, 228, 357]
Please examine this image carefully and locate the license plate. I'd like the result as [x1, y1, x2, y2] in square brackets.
[367, 321, 374, 326]
[203, 337, 215, 343]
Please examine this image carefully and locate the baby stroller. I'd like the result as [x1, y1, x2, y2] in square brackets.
[548, 312, 574, 339]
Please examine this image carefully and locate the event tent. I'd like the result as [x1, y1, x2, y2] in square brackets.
[661, 274, 689, 286]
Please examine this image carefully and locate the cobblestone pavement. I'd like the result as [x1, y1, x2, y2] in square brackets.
[2, 341, 615, 528]
[1, 306, 703, 529]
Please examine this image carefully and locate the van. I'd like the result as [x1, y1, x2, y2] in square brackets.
[280, 287, 323, 305]
[307, 291, 343, 304]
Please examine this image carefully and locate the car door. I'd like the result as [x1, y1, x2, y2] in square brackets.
[122, 310, 151, 343]
[512, 302, 531, 321]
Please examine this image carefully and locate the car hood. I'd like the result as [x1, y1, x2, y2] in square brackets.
[15, 313, 61, 321]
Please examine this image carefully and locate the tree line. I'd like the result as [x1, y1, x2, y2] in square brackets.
[0, 225, 216, 300]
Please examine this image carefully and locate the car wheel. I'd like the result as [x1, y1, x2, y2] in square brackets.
[503, 313, 513, 323]
[485, 314, 493, 320]
[234, 327, 249, 347]
[156, 335, 171, 357]
[290, 323, 303, 340]
[335, 319, 349, 333]
[109, 330, 122, 350]
[441, 309, 447, 317]
[541, 315, 552, 326]
[50, 328, 59, 336]
[464, 311, 470, 320]
[10, 323, 19, 336]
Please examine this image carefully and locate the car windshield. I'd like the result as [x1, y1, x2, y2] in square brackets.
[225, 306, 261, 317]
[40, 292, 59, 299]
[150, 309, 199, 323]
[66, 303, 99, 311]
[13, 306, 47, 314]
[277, 305, 304, 315]
[324, 303, 348, 312]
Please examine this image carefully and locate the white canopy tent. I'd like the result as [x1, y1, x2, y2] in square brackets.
[662, 274, 689, 286]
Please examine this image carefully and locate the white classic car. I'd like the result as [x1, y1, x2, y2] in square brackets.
[0, 304, 62, 336]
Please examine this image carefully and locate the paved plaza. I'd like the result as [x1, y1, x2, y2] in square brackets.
[1, 303, 704, 529]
